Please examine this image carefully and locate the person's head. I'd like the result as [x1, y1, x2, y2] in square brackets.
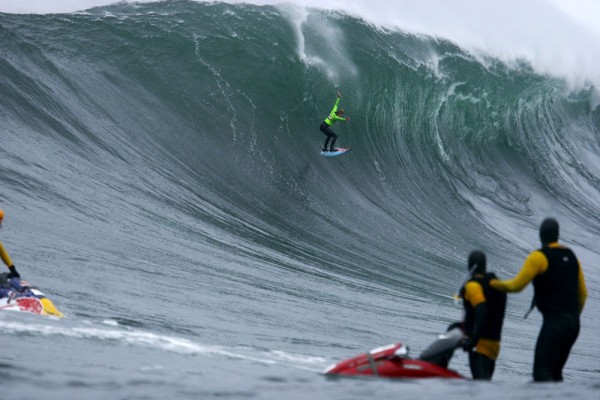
[539, 218, 559, 245]
[0, 208, 4, 228]
[468, 250, 486, 274]
[336, 109, 345, 117]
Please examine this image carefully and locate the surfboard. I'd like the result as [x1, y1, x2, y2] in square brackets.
[320, 148, 351, 157]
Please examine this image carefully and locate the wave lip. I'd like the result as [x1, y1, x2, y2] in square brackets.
[2, 0, 598, 88]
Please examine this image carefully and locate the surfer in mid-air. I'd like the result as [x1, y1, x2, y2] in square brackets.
[320, 91, 350, 152]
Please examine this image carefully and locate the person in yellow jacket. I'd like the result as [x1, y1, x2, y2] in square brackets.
[0, 208, 20, 279]
[490, 218, 587, 382]
[319, 91, 350, 152]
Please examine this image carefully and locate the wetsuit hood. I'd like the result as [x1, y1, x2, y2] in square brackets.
[540, 218, 559, 246]
[468, 250, 486, 275]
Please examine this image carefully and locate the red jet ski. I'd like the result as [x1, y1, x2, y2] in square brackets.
[324, 325, 464, 379]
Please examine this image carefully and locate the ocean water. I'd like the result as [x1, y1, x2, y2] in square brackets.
[0, 1, 598, 399]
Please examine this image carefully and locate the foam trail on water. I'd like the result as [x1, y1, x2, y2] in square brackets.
[0, 320, 276, 364]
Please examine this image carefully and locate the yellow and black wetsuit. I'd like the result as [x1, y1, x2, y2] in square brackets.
[461, 272, 507, 380]
[490, 242, 587, 382]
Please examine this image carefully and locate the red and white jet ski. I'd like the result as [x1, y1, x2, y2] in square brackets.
[324, 325, 464, 379]
[0, 274, 63, 318]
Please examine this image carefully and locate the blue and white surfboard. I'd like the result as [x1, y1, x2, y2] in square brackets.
[320, 148, 351, 157]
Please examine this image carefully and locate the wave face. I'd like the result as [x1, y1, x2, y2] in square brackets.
[1, 2, 599, 398]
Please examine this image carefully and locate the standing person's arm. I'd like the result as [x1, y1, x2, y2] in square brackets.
[490, 251, 547, 292]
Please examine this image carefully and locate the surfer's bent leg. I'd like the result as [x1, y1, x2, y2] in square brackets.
[320, 122, 337, 151]
[329, 135, 338, 151]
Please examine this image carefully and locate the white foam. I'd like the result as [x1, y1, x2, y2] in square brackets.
[272, 0, 599, 88]
[269, 350, 326, 364]
[277, 3, 356, 82]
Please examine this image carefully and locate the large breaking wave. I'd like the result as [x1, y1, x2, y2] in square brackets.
[1, 1, 599, 397]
